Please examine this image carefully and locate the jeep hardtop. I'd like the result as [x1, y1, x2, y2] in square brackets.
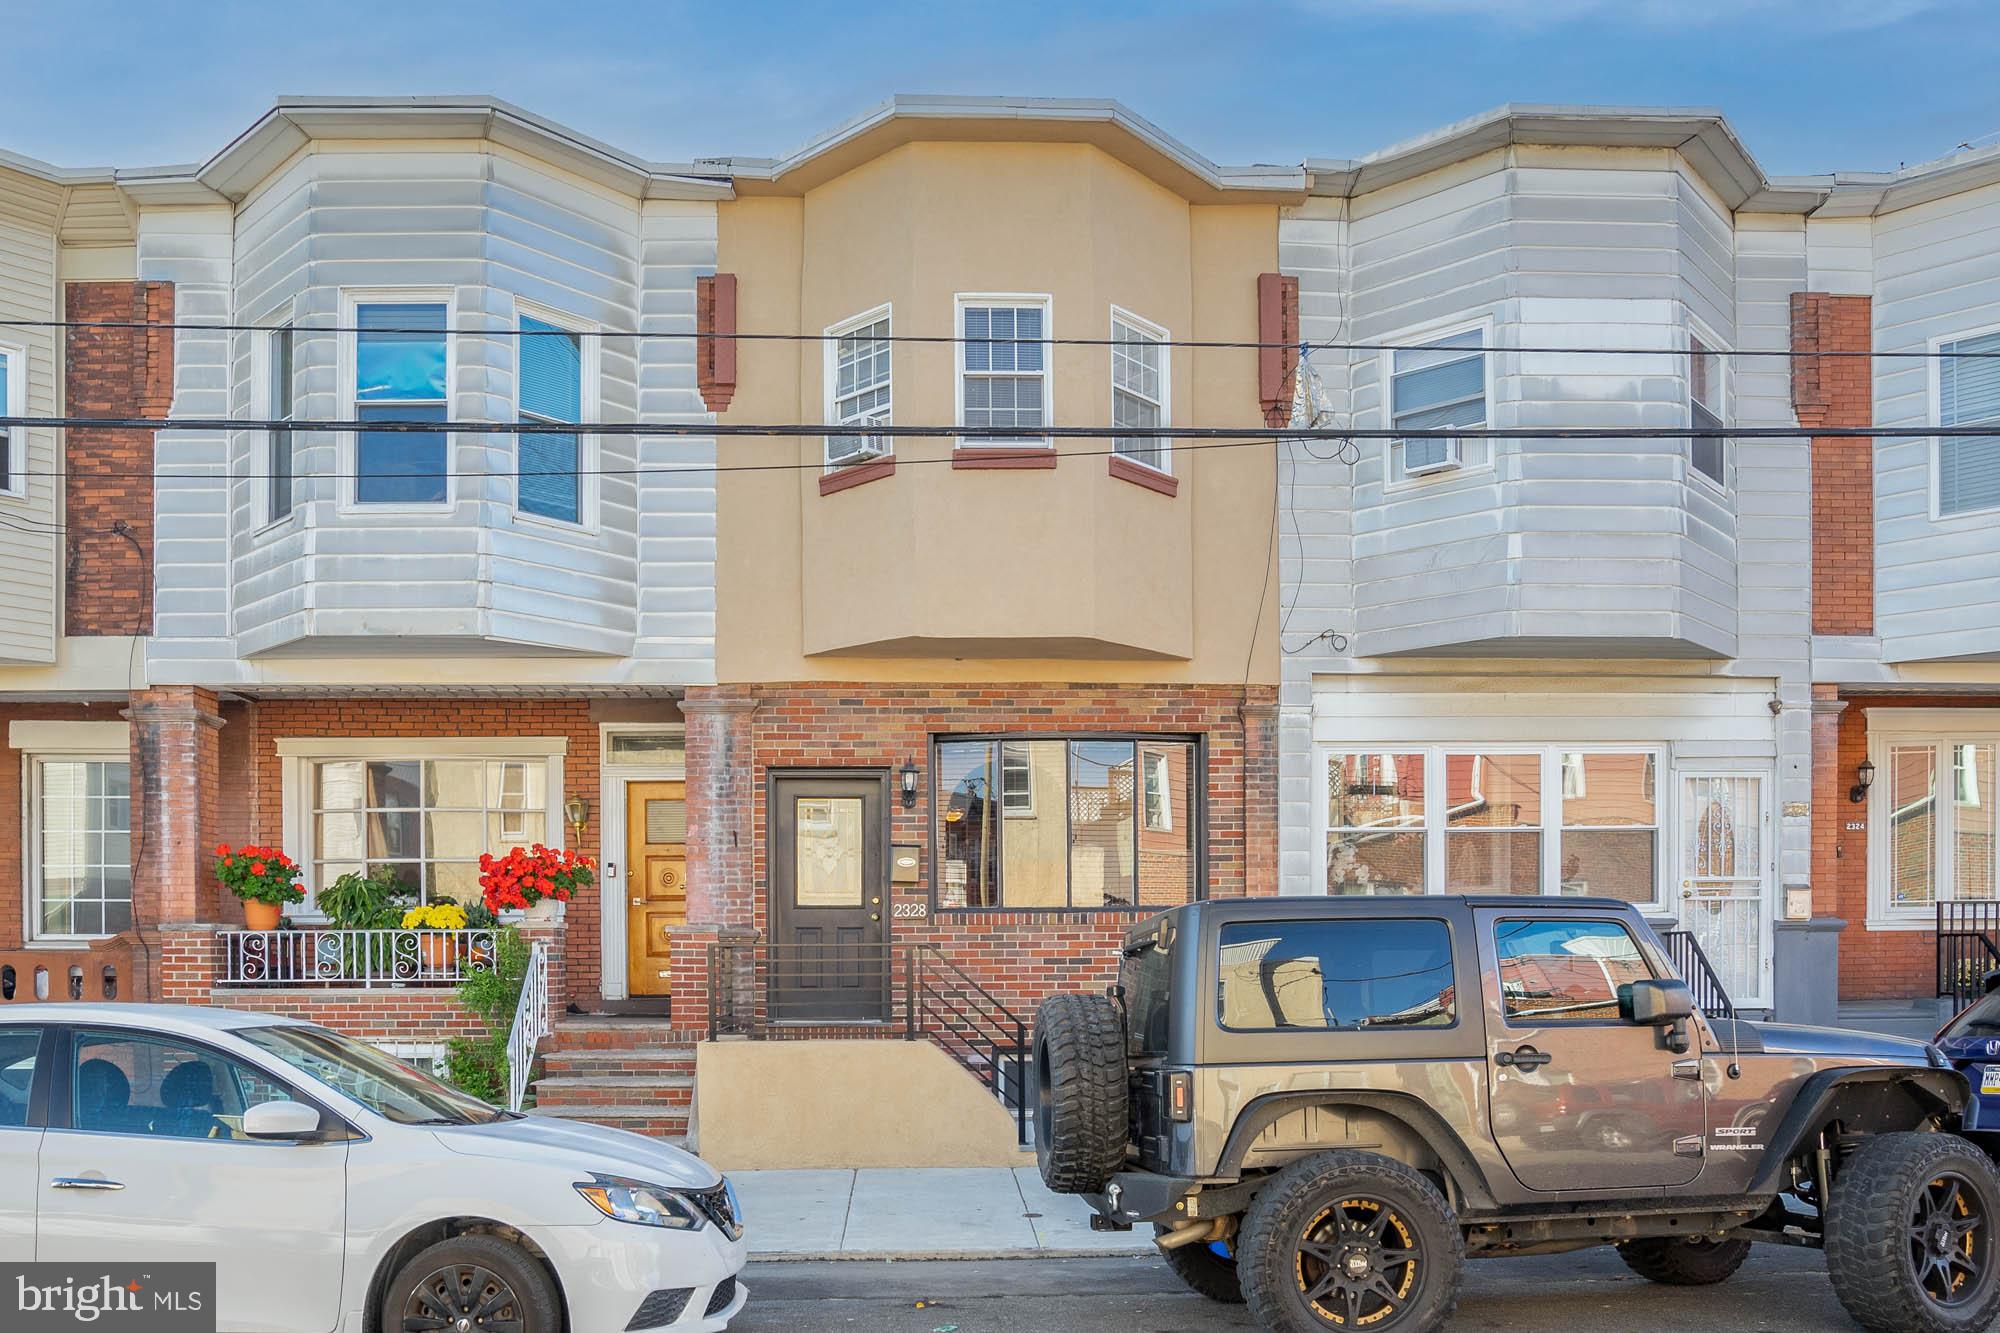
[1033, 895, 1988, 1333]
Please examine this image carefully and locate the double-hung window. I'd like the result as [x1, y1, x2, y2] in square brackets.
[934, 736, 1196, 909]
[1689, 333, 1727, 486]
[1874, 725, 1999, 919]
[1390, 329, 1485, 481]
[958, 299, 1049, 447]
[826, 309, 892, 469]
[352, 300, 449, 505]
[0, 345, 21, 496]
[1111, 312, 1169, 473]
[1322, 747, 1663, 905]
[29, 756, 132, 938]
[517, 315, 584, 524]
[1938, 329, 2000, 517]
[268, 326, 296, 521]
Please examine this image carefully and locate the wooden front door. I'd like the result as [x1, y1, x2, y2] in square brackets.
[626, 780, 688, 996]
[769, 773, 889, 1022]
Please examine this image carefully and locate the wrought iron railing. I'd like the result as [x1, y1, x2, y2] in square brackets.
[507, 939, 550, 1112]
[217, 928, 500, 988]
[1658, 929, 1737, 1019]
[708, 940, 1031, 1144]
[1938, 901, 2000, 1011]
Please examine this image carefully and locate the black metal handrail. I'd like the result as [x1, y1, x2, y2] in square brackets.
[1938, 902, 2000, 1010]
[1658, 929, 1737, 1019]
[707, 940, 1032, 1144]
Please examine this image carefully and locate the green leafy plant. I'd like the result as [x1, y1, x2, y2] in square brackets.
[316, 865, 415, 929]
[445, 927, 530, 1104]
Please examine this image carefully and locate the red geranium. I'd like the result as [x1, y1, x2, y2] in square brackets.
[478, 843, 595, 915]
[213, 842, 305, 908]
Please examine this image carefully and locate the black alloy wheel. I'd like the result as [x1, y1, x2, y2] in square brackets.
[402, 1262, 525, 1333]
[1907, 1172, 1990, 1310]
[1294, 1195, 1423, 1328]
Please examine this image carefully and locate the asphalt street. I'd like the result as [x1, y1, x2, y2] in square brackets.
[735, 1246, 1870, 1331]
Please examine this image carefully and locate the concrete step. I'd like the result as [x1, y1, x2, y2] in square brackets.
[529, 1103, 690, 1140]
[533, 1074, 694, 1110]
[540, 1048, 697, 1077]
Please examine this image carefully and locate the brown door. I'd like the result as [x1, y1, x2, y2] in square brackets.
[626, 780, 688, 997]
[769, 773, 889, 1022]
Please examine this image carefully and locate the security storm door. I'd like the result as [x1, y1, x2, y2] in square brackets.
[769, 774, 889, 1022]
[1676, 773, 1772, 1011]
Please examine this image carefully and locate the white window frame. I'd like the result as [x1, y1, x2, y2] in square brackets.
[955, 294, 1053, 450]
[338, 287, 457, 515]
[250, 312, 300, 532]
[0, 341, 25, 500]
[275, 736, 567, 917]
[1685, 316, 1731, 494]
[999, 743, 1036, 817]
[1381, 315, 1495, 490]
[1929, 319, 2000, 521]
[823, 303, 893, 471]
[15, 720, 134, 944]
[1866, 709, 2000, 929]
[510, 297, 600, 532]
[1110, 306, 1171, 475]
[1143, 750, 1173, 831]
[1314, 743, 1669, 910]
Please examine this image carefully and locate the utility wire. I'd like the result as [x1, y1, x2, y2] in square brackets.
[13, 314, 1995, 359]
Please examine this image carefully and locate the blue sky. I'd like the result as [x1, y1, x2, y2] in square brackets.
[3, 0, 1996, 176]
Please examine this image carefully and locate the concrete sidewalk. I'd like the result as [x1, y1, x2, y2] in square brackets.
[729, 1167, 1160, 1260]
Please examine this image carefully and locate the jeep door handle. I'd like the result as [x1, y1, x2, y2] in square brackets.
[50, 1176, 124, 1191]
[1494, 1046, 1552, 1071]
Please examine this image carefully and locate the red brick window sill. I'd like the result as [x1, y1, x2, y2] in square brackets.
[952, 446, 1058, 471]
[1108, 454, 1178, 496]
[819, 458, 896, 495]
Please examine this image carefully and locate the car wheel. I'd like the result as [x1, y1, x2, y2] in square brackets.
[1826, 1131, 2000, 1333]
[384, 1233, 561, 1333]
[1237, 1150, 1463, 1333]
[1616, 1235, 1752, 1285]
[1156, 1225, 1244, 1303]
[1031, 993, 1128, 1194]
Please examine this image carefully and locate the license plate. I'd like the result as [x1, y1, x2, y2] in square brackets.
[1980, 1066, 2000, 1094]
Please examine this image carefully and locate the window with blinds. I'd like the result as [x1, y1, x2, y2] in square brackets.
[826, 311, 892, 468]
[1390, 330, 1485, 481]
[1111, 313, 1169, 473]
[959, 301, 1049, 447]
[518, 315, 584, 524]
[1939, 329, 2000, 517]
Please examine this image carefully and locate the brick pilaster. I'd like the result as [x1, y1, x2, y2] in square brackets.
[1790, 291, 1874, 637]
[1809, 687, 1849, 920]
[127, 687, 226, 992]
[1242, 690, 1279, 896]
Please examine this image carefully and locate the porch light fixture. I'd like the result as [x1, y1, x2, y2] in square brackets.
[900, 762, 920, 810]
[565, 794, 590, 841]
[1850, 758, 1876, 805]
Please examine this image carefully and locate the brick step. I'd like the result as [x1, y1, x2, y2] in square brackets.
[533, 1075, 694, 1110]
[540, 1048, 697, 1077]
[528, 1104, 690, 1140]
[547, 1019, 703, 1052]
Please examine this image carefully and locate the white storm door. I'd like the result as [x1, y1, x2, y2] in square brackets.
[1676, 772, 1772, 1010]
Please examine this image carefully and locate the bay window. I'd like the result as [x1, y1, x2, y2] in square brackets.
[350, 298, 449, 505]
[517, 314, 585, 523]
[1389, 327, 1485, 482]
[826, 308, 892, 468]
[1111, 311, 1169, 473]
[934, 735, 1196, 909]
[1320, 745, 1663, 905]
[958, 299, 1049, 448]
[1874, 724, 2000, 919]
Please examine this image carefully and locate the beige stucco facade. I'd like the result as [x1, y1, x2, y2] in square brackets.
[714, 136, 1287, 685]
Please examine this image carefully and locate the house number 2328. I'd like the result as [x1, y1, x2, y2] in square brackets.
[892, 902, 929, 921]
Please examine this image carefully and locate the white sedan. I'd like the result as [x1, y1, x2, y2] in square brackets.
[0, 1003, 746, 1332]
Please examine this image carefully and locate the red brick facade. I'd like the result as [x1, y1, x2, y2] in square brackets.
[1791, 291, 1874, 637]
[64, 281, 173, 637]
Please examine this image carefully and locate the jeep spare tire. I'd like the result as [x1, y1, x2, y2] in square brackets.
[1033, 992, 1129, 1193]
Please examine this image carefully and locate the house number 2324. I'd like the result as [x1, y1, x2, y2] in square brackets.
[892, 902, 929, 921]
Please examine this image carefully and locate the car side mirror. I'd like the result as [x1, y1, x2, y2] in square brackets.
[241, 1099, 327, 1141]
[1620, 978, 1694, 1027]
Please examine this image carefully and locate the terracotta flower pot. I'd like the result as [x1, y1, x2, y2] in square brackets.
[418, 933, 463, 970]
[242, 899, 283, 932]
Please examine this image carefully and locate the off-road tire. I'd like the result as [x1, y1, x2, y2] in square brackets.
[383, 1233, 562, 1333]
[1616, 1235, 1752, 1286]
[1032, 992, 1128, 1193]
[1237, 1150, 1463, 1333]
[1156, 1225, 1245, 1303]
[1826, 1131, 2000, 1333]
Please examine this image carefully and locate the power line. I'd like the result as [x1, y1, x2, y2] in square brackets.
[11, 313, 1992, 360]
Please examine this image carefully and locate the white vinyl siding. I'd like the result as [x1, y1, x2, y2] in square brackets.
[1111, 311, 1169, 473]
[958, 299, 1049, 447]
[1389, 328, 1485, 481]
[825, 309, 892, 468]
[1938, 329, 2000, 517]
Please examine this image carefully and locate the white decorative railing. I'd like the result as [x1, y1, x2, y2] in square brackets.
[507, 940, 551, 1112]
[218, 929, 500, 988]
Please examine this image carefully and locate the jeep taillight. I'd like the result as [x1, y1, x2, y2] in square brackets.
[1167, 1070, 1193, 1122]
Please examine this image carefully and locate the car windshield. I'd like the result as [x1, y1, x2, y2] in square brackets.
[1945, 991, 2000, 1040]
[240, 1025, 507, 1126]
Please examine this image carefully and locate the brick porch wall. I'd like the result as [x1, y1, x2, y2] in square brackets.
[675, 682, 1278, 1028]
[1831, 695, 2000, 999]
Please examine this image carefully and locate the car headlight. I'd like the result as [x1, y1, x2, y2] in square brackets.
[574, 1174, 707, 1230]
